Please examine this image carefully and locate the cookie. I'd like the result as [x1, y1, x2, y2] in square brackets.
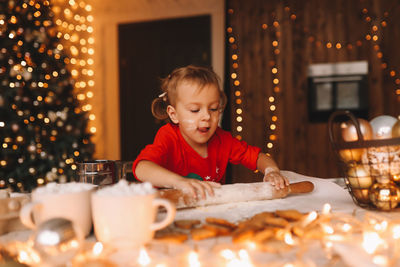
[252, 228, 274, 243]
[203, 224, 232, 236]
[174, 219, 201, 230]
[264, 216, 289, 228]
[191, 226, 218, 240]
[237, 212, 274, 229]
[205, 217, 237, 229]
[232, 226, 257, 243]
[291, 225, 305, 237]
[250, 211, 275, 222]
[275, 209, 304, 221]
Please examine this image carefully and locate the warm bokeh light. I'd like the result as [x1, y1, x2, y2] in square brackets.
[52, 0, 97, 144]
[226, 2, 400, 160]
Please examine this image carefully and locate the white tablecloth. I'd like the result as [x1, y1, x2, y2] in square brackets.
[1, 171, 399, 267]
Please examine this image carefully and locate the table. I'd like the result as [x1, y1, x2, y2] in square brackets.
[1, 171, 400, 267]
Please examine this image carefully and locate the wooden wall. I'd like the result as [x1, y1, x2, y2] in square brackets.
[226, 0, 400, 183]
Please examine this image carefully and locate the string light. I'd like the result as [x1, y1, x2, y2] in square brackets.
[264, 16, 282, 152]
[359, 7, 400, 100]
[52, 0, 96, 136]
[304, 5, 399, 100]
[227, 8, 243, 141]
[227, 2, 400, 164]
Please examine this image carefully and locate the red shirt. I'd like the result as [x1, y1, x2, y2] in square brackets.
[132, 123, 261, 184]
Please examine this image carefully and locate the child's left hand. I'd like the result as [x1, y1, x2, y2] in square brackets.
[263, 170, 289, 190]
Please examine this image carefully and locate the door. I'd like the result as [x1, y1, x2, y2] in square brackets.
[118, 15, 211, 162]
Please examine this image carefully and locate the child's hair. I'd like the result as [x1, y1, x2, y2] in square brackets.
[151, 65, 227, 121]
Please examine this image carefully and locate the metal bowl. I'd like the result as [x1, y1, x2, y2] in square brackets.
[76, 160, 117, 186]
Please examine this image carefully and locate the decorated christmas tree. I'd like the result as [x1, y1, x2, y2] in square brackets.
[0, 0, 94, 192]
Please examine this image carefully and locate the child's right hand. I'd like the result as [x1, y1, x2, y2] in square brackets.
[174, 177, 221, 200]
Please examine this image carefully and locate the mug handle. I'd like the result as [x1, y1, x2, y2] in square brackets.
[19, 202, 41, 229]
[150, 198, 176, 231]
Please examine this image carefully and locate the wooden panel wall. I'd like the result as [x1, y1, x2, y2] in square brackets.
[226, 0, 400, 183]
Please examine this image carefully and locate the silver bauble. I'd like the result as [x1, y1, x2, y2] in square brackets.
[370, 115, 397, 139]
[33, 218, 83, 266]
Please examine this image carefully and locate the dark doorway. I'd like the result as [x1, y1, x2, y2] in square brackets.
[118, 15, 211, 161]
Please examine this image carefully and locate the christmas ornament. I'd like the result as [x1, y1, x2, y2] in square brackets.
[368, 181, 400, 211]
[347, 165, 374, 189]
[351, 188, 370, 204]
[339, 148, 365, 163]
[33, 218, 83, 266]
[340, 118, 373, 142]
[392, 119, 400, 138]
[370, 115, 397, 139]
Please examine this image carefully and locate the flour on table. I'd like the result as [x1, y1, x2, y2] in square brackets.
[190, 182, 275, 207]
[169, 171, 358, 223]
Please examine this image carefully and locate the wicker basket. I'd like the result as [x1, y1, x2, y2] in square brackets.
[328, 111, 400, 210]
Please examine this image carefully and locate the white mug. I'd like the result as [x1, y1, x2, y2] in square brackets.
[20, 183, 94, 237]
[91, 192, 176, 248]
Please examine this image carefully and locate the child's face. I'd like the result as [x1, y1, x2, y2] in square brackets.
[167, 81, 221, 148]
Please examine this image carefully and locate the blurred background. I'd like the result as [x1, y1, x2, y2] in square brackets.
[1, 0, 400, 191]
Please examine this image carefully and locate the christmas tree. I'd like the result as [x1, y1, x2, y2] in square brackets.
[0, 0, 94, 192]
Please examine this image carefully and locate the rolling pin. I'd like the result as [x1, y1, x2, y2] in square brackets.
[158, 181, 314, 209]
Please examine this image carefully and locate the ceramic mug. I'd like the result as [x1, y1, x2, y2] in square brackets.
[91, 192, 176, 248]
[19, 183, 94, 237]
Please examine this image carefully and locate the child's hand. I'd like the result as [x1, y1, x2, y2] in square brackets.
[263, 168, 289, 190]
[174, 178, 221, 199]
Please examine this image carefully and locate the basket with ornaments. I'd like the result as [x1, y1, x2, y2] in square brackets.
[328, 110, 400, 211]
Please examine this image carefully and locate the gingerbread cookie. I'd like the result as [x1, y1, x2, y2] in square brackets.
[174, 219, 201, 230]
[264, 216, 289, 228]
[203, 224, 232, 236]
[275, 209, 304, 221]
[191, 226, 218, 240]
[205, 217, 237, 229]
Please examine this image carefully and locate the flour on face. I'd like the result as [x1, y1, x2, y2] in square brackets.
[182, 119, 196, 130]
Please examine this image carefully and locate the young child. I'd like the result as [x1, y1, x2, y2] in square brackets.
[133, 65, 289, 199]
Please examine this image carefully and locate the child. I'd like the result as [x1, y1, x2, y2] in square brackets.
[133, 65, 289, 199]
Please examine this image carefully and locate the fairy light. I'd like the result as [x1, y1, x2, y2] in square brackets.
[227, 8, 243, 141]
[226, 3, 400, 163]
[138, 247, 151, 266]
[360, 8, 400, 101]
[188, 251, 201, 267]
[265, 17, 281, 152]
[52, 0, 97, 137]
[299, 4, 399, 101]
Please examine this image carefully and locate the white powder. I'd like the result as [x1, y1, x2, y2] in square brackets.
[95, 180, 155, 196]
[34, 182, 95, 195]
